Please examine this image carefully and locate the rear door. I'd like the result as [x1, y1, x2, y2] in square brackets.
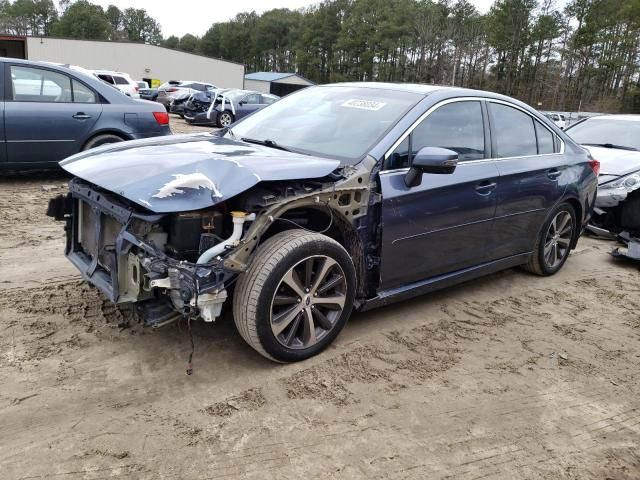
[487, 101, 567, 259]
[379, 99, 499, 290]
[5, 64, 102, 166]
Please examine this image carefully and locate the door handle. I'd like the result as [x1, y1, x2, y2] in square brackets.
[547, 168, 562, 180]
[474, 180, 497, 194]
[73, 113, 92, 120]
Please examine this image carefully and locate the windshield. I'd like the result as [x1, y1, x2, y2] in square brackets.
[228, 85, 422, 162]
[567, 118, 640, 150]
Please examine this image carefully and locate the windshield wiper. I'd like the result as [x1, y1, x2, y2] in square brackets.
[241, 137, 291, 152]
[582, 143, 638, 151]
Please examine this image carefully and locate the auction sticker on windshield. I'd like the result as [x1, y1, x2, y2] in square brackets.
[341, 99, 386, 111]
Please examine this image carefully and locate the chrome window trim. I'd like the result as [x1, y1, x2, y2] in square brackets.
[383, 96, 565, 168]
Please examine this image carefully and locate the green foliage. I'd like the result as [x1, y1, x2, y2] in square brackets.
[0, 0, 57, 35]
[163, 35, 179, 49]
[0, 0, 637, 112]
[52, 0, 110, 40]
[176, 33, 198, 52]
[122, 8, 162, 45]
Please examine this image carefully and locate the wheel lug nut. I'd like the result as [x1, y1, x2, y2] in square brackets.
[305, 288, 310, 293]
[297, 298, 301, 303]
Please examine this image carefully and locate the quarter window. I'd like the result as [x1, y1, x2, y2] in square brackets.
[72, 80, 97, 103]
[11, 66, 72, 103]
[489, 103, 537, 158]
[535, 121, 555, 154]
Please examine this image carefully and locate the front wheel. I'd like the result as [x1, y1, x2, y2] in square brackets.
[233, 230, 356, 362]
[217, 111, 235, 128]
[524, 203, 576, 276]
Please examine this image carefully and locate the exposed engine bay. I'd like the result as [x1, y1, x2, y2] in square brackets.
[46, 158, 376, 327]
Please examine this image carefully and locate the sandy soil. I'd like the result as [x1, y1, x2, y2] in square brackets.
[1, 118, 639, 479]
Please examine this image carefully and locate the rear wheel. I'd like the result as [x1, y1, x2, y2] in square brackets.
[524, 203, 576, 276]
[82, 134, 124, 151]
[233, 230, 356, 362]
[217, 111, 235, 128]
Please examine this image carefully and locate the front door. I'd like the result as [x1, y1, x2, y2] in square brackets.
[5, 64, 101, 166]
[379, 99, 499, 290]
[486, 101, 568, 260]
[235, 93, 262, 121]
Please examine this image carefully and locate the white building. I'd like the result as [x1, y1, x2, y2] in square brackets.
[0, 35, 245, 89]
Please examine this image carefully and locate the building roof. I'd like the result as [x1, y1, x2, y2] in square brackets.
[245, 72, 308, 82]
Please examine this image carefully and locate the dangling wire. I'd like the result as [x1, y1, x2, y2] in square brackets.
[186, 317, 194, 376]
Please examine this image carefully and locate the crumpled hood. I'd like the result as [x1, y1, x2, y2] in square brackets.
[60, 133, 340, 213]
[583, 146, 640, 184]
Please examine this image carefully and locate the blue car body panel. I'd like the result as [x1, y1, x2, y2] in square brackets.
[60, 133, 341, 213]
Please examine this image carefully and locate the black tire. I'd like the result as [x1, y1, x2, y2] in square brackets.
[523, 202, 576, 276]
[82, 134, 124, 151]
[217, 110, 235, 128]
[233, 230, 356, 362]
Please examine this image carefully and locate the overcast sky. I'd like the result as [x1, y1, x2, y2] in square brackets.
[92, 0, 498, 38]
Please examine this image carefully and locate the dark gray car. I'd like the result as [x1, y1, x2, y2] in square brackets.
[0, 58, 171, 171]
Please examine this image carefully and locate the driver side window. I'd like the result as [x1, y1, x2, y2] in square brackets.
[386, 100, 486, 170]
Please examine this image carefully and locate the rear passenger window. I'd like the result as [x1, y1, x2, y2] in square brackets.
[113, 76, 129, 85]
[11, 65, 72, 103]
[490, 103, 537, 157]
[535, 121, 555, 154]
[412, 101, 485, 161]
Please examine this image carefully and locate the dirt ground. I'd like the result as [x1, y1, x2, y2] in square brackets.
[1, 117, 639, 479]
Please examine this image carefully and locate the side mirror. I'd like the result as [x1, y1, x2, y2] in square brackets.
[238, 100, 245, 106]
[405, 147, 458, 187]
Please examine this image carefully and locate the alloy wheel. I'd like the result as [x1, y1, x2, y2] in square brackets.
[270, 255, 347, 350]
[543, 210, 573, 269]
[220, 113, 233, 127]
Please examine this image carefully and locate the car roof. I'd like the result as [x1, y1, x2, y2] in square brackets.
[587, 114, 640, 121]
[93, 70, 129, 76]
[323, 82, 535, 105]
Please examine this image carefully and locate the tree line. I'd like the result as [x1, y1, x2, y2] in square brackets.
[0, 0, 162, 44]
[1, 0, 638, 112]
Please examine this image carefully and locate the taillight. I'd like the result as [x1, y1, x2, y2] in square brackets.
[153, 111, 169, 125]
[589, 159, 600, 176]
[135, 86, 139, 92]
[166, 87, 178, 93]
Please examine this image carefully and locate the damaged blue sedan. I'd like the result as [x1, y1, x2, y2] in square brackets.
[47, 83, 598, 362]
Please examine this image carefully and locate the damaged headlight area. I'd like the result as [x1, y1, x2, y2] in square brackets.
[596, 171, 640, 208]
[47, 178, 251, 327]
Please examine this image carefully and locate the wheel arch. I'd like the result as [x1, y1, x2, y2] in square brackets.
[256, 205, 366, 294]
[81, 130, 131, 150]
[563, 195, 583, 248]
